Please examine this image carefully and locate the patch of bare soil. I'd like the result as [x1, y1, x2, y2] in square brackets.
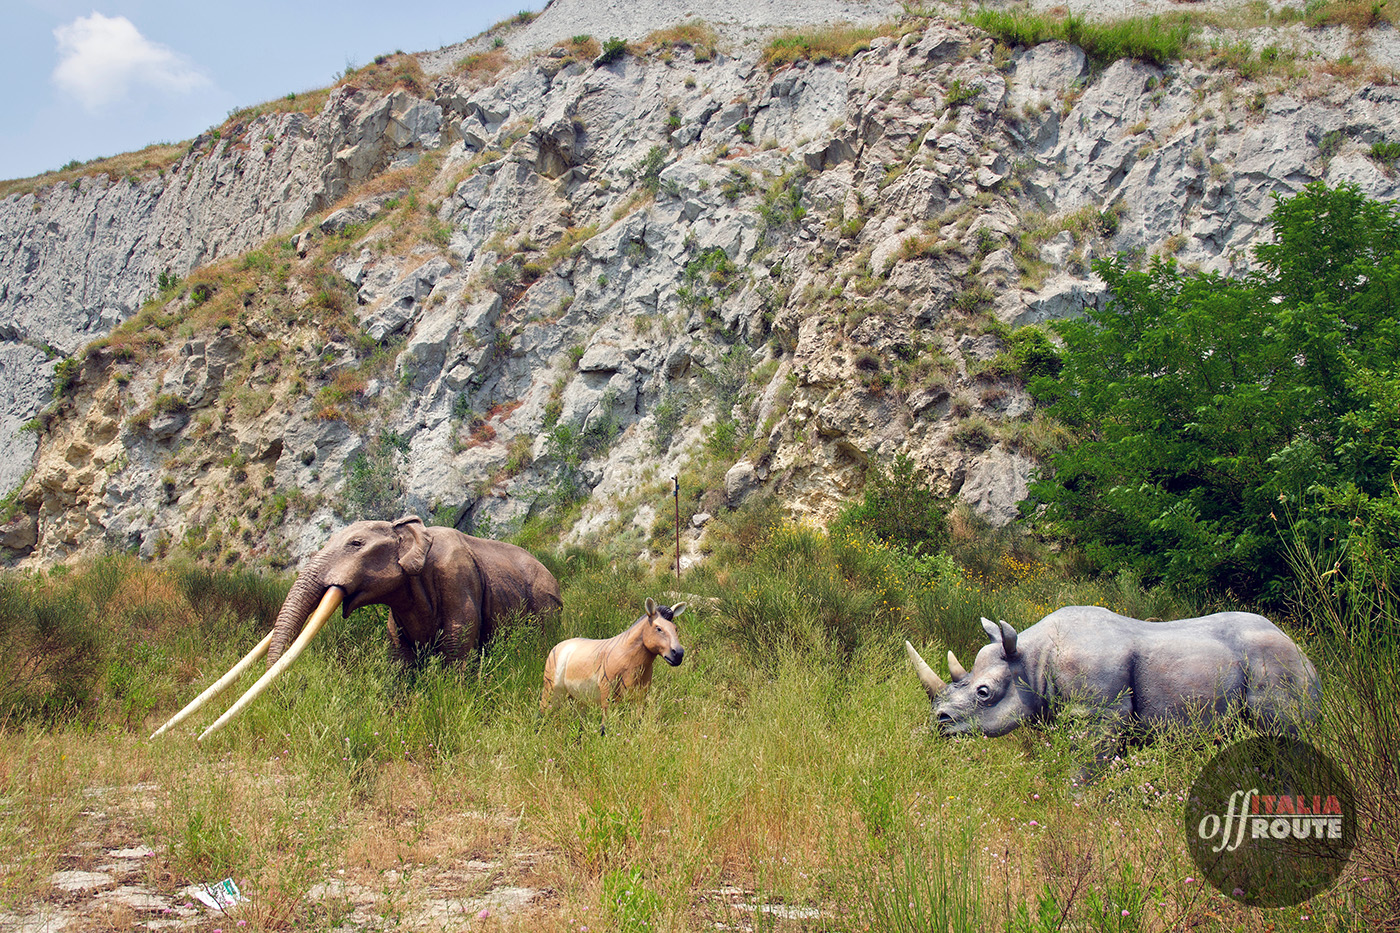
[0, 787, 561, 933]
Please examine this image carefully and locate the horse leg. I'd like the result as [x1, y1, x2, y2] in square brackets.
[598, 681, 612, 736]
[540, 648, 560, 713]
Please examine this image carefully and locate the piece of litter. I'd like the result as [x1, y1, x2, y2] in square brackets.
[191, 878, 246, 911]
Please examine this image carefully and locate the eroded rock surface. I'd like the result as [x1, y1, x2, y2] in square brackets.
[7, 2, 1400, 567]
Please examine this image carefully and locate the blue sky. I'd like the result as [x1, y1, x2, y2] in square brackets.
[1, 1, 539, 181]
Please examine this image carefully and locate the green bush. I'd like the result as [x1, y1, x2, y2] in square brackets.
[51, 357, 81, 399]
[343, 434, 406, 521]
[1369, 139, 1400, 167]
[944, 79, 982, 108]
[832, 454, 949, 557]
[716, 522, 887, 664]
[596, 36, 628, 65]
[636, 145, 668, 193]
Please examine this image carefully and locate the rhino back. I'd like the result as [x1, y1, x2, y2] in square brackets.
[1026, 607, 1311, 724]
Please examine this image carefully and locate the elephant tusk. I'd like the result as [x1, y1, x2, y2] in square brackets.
[197, 587, 345, 742]
[904, 640, 947, 697]
[947, 650, 967, 682]
[149, 630, 274, 739]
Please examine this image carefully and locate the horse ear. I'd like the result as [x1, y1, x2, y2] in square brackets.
[393, 516, 430, 576]
[645, 597, 658, 617]
[670, 602, 687, 619]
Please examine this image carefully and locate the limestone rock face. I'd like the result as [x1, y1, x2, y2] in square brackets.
[0, 87, 446, 497]
[7, 5, 1400, 568]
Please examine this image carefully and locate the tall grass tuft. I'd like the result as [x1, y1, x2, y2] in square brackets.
[762, 23, 890, 68]
[968, 9, 1195, 68]
[173, 562, 288, 633]
[0, 559, 123, 721]
[1288, 536, 1400, 928]
[0, 555, 295, 727]
[857, 827, 985, 932]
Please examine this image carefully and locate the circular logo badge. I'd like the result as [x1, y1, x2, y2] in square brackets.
[1185, 736, 1355, 908]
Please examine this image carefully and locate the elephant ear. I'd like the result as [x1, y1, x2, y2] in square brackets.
[393, 516, 431, 576]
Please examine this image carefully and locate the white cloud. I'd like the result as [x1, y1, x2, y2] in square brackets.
[52, 12, 209, 110]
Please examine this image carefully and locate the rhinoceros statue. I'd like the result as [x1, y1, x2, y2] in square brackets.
[905, 606, 1319, 743]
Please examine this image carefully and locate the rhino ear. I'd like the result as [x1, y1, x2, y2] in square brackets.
[980, 617, 1001, 642]
[980, 617, 1019, 659]
[998, 620, 1019, 658]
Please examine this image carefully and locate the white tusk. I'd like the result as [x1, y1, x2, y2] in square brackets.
[197, 587, 344, 742]
[904, 640, 947, 698]
[947, 650, 967, 682]
[149, 631, 274, 739]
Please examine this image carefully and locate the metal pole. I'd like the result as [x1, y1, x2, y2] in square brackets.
[673, 475, 681, 581]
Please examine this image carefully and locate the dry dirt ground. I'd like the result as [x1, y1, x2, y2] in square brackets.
[0, 779, 802, 933]
[0, 782, 563, 932]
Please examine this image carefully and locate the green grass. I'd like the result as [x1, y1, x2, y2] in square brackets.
[0, 520, 1391, 930]
[762, 23, 893, 68]
[967, 8, 1195, 68]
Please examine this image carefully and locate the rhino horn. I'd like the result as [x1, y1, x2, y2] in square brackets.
[904, 641, 947, 698]
[947, 650, 967, 681]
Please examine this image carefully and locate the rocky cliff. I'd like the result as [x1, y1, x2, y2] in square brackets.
[4, 0, 1400, 568]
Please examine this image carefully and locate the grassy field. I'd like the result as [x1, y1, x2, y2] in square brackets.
[0, 509, 1395, 931]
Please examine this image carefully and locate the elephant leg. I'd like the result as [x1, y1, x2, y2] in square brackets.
[443, 604, 482, 663]
[386, 614, 415, 665]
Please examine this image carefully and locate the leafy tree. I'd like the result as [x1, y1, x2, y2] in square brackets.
[1025, 182, 1400, 603]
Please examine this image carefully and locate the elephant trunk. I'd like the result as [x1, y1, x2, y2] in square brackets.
[268, 552, 331, 665]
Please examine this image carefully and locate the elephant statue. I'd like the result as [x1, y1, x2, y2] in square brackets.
[152, 516, 562, 741]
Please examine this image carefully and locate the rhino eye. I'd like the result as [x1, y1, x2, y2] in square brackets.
[976, 684, 991, 700]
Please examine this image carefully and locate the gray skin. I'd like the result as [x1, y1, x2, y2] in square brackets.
[268, 516, 562, 665]
[908, 606, 1320, 741]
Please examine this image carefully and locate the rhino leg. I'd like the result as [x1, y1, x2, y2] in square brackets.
[1052, 694, 1133, 784]
[1243, 655, 1320, 736]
